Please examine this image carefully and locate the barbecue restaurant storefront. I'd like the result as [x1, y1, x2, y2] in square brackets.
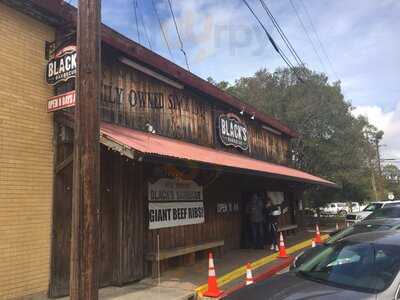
[0, 1, 335, 298]
[49, 53, 335, 297]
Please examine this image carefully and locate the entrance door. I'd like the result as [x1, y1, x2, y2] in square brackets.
[240, 191, 253, 249]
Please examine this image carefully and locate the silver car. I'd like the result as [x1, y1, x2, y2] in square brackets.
[225, 231, 400, 299]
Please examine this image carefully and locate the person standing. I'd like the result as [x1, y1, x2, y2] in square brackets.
[263, 198, 272, 248]
[246, 193, 265, 249]
[269, 207, 280, 251]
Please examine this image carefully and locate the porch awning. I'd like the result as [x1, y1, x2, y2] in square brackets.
[100, 122, 336, 188]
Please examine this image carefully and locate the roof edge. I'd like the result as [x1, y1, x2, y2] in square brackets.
[25, 0, 299, 138]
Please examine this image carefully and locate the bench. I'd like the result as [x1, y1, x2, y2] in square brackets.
[145, 240, 224, 278]
[278, 224, 298, 235]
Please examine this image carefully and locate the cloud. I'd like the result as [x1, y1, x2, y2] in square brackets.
[352, 101, 400, 164]
[97, 0, 400, 162]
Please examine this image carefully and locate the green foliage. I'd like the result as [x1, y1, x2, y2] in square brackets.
[209, 68, 382, 207]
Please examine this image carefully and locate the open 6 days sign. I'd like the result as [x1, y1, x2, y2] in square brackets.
[46, 45, 77, 85]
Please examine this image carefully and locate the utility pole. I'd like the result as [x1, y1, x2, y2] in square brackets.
[70, 0, 101, 299]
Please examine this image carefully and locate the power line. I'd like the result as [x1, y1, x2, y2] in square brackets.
[137, 0, 153, 50]
[298, 0, 340, 81]
[151, 0, 174, 59]
[241, 0, 304, 82]
[167, 0, 190, 71]
[133, 0, 141, 43]
[259, 0, 305, 69]
[288, 0, 328, 76]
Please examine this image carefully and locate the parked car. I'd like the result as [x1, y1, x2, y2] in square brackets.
[350, 202, 367, 213]
[346, 200, 400, 225]
[225, 231, 400, 300]
[291, 216, 400, 270]
[321, 202, 349, 216]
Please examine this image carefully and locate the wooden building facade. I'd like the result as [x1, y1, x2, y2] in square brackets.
[48, 45, 333, 296]
[0, 1, 335, 299]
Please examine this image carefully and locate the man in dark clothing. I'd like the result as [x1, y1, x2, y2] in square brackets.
[246, 193, 265, 249]
[263, 196, 281, 251]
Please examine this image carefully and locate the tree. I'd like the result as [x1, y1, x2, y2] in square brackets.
[209, 68, 380, 206]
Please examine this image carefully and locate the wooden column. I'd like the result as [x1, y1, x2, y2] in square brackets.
[70, 0, 101, 299]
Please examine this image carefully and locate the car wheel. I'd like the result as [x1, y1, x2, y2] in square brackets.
[339, 210, 347, 217]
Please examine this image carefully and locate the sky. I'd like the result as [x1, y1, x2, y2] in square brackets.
[70, 0, 400, 163]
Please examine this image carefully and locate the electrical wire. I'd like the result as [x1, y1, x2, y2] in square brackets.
[298, 0, 340, 81]
[288, 0, 328, 76]
[137, 0, 153, 50]
[241, 0, 304, 82]
[133, 0, 141, 43]
[259, 0, 305, 69]
[151, 0, 174, 59]
[167, 0, 190, 71]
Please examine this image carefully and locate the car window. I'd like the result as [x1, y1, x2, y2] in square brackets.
[365, 207, 400, 219]
[326, 227, 355, 244]
[296, 241, 400, 294]
[384, 203, 400, 208]
[364, 203, 383, 211]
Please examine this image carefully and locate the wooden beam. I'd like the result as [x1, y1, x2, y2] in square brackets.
[55, 155, 73, 174]
[100, 135, 135, 160]
[70, 0, 101, 299]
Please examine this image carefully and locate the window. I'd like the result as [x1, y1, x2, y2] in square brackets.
[296, 241, 400, 293]
[364, 203, 383, 211]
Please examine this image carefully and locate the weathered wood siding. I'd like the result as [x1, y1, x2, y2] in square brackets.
[101, 56, 214, 147]
[100, 51, 289, 164]
[146, 172, 243, 254]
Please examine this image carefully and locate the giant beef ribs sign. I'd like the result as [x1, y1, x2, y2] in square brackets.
[218, 113, 249, 150]
[46, 45, 77, 85]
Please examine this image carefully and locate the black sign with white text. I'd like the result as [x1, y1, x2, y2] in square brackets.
[218, 114, 248, 150]
[46, 45, 76, 85]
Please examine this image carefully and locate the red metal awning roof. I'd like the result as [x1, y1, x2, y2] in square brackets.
[100, 123, 336, 187]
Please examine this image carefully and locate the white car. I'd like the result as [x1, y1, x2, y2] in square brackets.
[346, 200, 400, 225]
[321, 202, 349, 216]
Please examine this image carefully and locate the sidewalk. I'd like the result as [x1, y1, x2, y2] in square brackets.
[55, 228, 329, 300]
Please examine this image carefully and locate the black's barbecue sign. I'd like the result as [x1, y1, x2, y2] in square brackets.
[218, 113, 248, 150]
[46, 45, 76, 85]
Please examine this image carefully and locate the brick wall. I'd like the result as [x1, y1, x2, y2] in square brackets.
[0, 3, 55, 299]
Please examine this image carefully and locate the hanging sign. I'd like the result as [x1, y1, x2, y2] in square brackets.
[149, 201, 205, 229]
[148, 178, 204, 229]
[46, 45, 77, 85]
[148, 178, 203, 202]
[47, 90, 76, 112]
[218, 113, 248, 150]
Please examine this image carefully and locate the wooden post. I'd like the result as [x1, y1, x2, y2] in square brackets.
[70, 0, 101, 299]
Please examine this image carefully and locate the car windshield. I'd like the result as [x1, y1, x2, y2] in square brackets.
[326, 227, 355, 244]
[365, 207, 400, 220]
[363, 203, 383, 211]
[296, 241, 400, 293]
[326, 224, 392, 245]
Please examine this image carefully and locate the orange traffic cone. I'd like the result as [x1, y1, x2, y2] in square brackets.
[278, 232, 288, 258]
[203, 252, 223, 297]
[245, 263, 254, 285]
[315, 224, 322, 244]
[311, 239, 316, 248]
